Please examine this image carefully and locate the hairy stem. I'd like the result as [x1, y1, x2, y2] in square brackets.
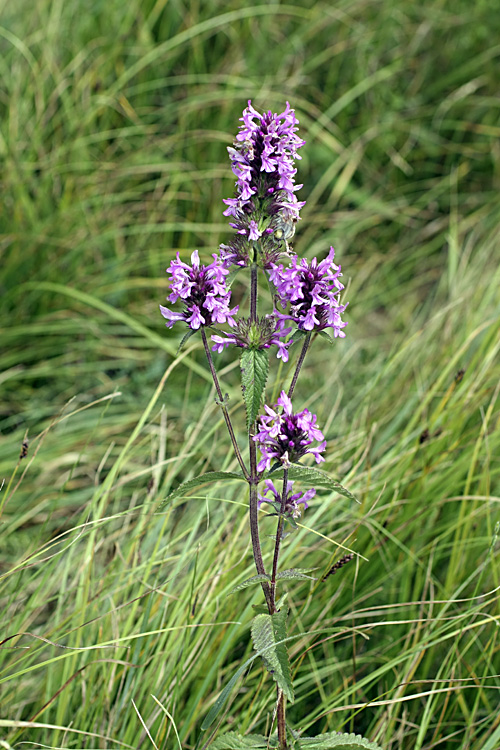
[250, 264, 258, 322]
[249, 259, 284, 742]
[248, 474, 273, 611]
[270, 468, 289, 605]
[277, 692, 287, 749]
[249, 418, 272, 610]
[246, 264, 273, 609]
[270, 468, 290, 749]
[200, 329, 249, 480]
[287, 331, 312, 399]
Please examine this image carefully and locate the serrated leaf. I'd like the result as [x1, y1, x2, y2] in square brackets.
[209, 732, 274, 749]
[240, 348, 269, 428]
[269, 464, 358, 503]
[157, 471, 245, 510]
[201, 602, 291, 730]
[299, 732, 384, 750]
[229, 574, 271, 594]
[276, 568, 317, 582]
[251, 607, 294, 702]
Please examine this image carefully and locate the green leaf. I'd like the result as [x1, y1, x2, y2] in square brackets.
[275, 593, 288, 611]
[250, 607, 294, 702]
[201, 604, 293, 730]
[276, 568, 317, 582]
[290, 328, 309, 341]
[285, 516, 299, 530]
[251, 603, 270, 614]
[226, 265, 244, 289]
[209, 732, 274, 749]
[269, 464, 359, 503]
[298, 732, 384, 750]
[240, 348, 269, 428]
[229, 574, 271, 594]
[258, 497, 281, 514]
[157, 471, 245, 510]
[176, 327, 198, 353]
[318, 330, 334, 344]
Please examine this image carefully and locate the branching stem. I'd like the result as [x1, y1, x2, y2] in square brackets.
[288, 331, 312, 399]
[270, 468, 289, 606]
[248, 472, 273, 611]
[200, 329, 249, 480]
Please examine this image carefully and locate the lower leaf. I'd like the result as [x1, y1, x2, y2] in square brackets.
[297, 731, 384, 750]
[209, 732, 275, 749]
[251, 607, 294, 702]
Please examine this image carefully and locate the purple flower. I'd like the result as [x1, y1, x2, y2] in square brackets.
[258, 478, 315, 520]
[271, 247, 348, 337]
[160, 250, 238, 330]
[211, 315, 292, 362]
[221, 101, 306, 268]
[253, 390, 326, 472]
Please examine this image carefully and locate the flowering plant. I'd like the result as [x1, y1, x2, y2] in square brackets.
[160, 103, 381, 750]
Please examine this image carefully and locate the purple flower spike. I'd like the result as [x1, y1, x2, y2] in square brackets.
[258, 478, 316, 520]
[228, 101, 305, 212]
[271, 247, 348, 337]
[253, 391, 327, 472]
[221, 101, 306, 268]
[160, 250, 238, 331]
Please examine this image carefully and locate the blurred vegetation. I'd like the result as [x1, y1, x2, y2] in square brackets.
[0, 0, 499, 748]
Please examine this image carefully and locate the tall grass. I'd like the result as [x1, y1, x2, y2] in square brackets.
[1, 0, 499, 748]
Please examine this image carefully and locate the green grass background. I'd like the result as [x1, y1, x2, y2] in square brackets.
[1, 0, 499, 748]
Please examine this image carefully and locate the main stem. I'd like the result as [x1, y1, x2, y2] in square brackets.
[270, 468, 290, 750]
[248, 262, 273, 611]
[200, 329, 249, 480]
[249, 262, 286, 747]
[249, 446, 273, 612]
[250, 263, 258, 322]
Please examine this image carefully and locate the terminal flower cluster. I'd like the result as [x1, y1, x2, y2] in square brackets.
[271, 247, 348, 336]
[222, 101, 306, 267]
[254, 390, 326, 472]
[160, 250, 238, 330]
[211, 315, 293, 361]
[258, 478, 316, 520]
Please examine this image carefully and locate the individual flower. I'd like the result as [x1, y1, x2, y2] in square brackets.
[258, 478, 315, 520]
[253, 390, 326, 472]
[160, 250, 238, 330]
[221, 101, 306, 268]
[211, 315, 292, 361]
[270, 247, 348, 337]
